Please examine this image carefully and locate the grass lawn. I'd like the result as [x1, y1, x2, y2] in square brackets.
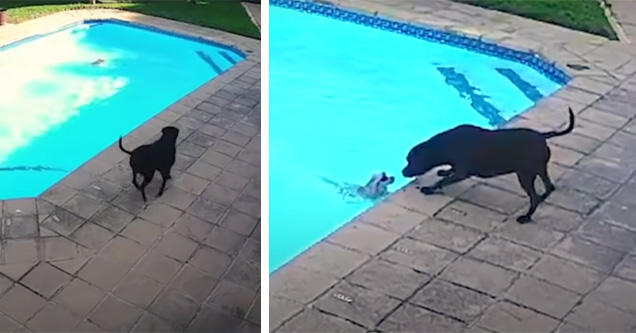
[1, 1, 260, 39]
[452, 0, 617, 40]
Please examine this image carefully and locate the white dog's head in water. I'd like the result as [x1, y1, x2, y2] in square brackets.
[356, 172, 395, 200]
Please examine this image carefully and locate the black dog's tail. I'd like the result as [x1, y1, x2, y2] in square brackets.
[118, 136, 132, 155]
[542, 107, 575, 139]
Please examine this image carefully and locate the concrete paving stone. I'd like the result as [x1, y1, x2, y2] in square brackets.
[91, 204, 135, 233]
[0, 263, 34, 282]
[609, 184, 636, 208]
[188, 197, 228, 224]
[571, 117, 617, 141]
[238, 238, 259, 265]
[134, 250, 183, 284]
[468, 237, 542, 271]
[200, 182, 240, 206]
[174, 213, 215, 244]
[436, 200, 507, 232]
[412, 278, 494, 323]
[113, 270, 164, 309]
[379, 303, 465, 333]
[544, 187, 600, 215]
[614, 254, 636, 282]
[390, 185, 454, 217]
[269, 296, 303, 331]
[557, 168, 620, 200]
[293, 242, 369, 279]
[585, 201, 636, 233]
[61, 193, 104, 220]
[224, 259, 260, 291]
[200, 149, 233, 169]
[247, 295, 259, 324]
[587, 276, 636, 313]
[358, 202, 426, 233]
[154, 231, 199, 262]
[120, 218, 164, 247]
[407, 218, 485, 253]
[188, 247, 232, 278]
[156, 186, 198, 211]
[221, 209, 259, 237]
[270, 264, 337, 305]
[607, 131, 636, 152]
[576, 155, 633, 183]
[75, 319, 109, 332]
[314, 282, 400, 329]
[551, 132, 601, 154]
[173, 152, 198, 172]
[494, 220, 564, 250]
[551, 235, 623, 272]
[593, 143, 636, 166]
[71, 221, 114, 251]
[531, 255, 604, 294]
[178, 140, 208, 159]
[380, 237, 457, 275]
[2, 214, 38, 239]
[565, 297, 636, 332]
[77, 256, 128, 291]
[88, 295, 143, 332]
[185, 304, 243, 333]
[3, 239, 39, 265]
[232, 194, 260, 218]
[131, 312, 179, 332]
[578, 107, 629, 128]
[173, 172, 210, 195]
[328, 221, 401, 256]
[40, 184, 77, 206]
[592, 96, 636, 118]
[209, 115, 239, 131]
[440, 257, 517, 297]
[54, 278, 105, 317]
[0, 314, 19, 333]
[505, 275, 580, 318]
[458, 184, 526, 215]
[110, 187, 147, 216]
[99, 235, 147, 268]
[186, 131, 216, 148]
[206, 279, 254, 318]
[477, 301, 559, 333]
[346, 259, 429, 300]
[0, 284, 47, 323]
[50, 256, 90, 276]
[212, 140, 243, 158]
[139, 202, 183, 228]
[21, 262, 71, 299]
[150, 288, 200, 328]
[575, 218, 636, 253]
[216, 170, 251, 191]
[25, 302, 82, 333]
[41, 207, 86, 236]
[226, 158, 259, 179]
[547, 144, 586, 167]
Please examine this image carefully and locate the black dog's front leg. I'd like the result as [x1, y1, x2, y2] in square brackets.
[420, 171, 468, 195]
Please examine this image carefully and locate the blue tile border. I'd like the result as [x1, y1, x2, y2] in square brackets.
[0, 18, 246, 59]
[270, 0, 570, 85]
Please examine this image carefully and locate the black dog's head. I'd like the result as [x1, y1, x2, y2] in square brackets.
[402, 142, 437, 178]
[161, 126, 180, 141]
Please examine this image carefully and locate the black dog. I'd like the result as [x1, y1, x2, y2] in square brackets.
[118, 126, 180, 202]
[402, 107, 574, 223]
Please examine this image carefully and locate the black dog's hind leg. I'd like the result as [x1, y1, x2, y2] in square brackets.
[421, 170, 468, 195]
[516, 171, 541, 224]
[139, 174, 153, 202]
[157, 169, 170, 197]
[131, 172, 140, 189]
[538, 164, 555, 200]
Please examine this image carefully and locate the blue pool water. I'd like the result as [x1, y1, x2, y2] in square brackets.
[0, 20, 243, 199]
[270, 4, 564, 273]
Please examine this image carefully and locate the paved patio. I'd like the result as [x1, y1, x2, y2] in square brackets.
[270, 0, 636, 332]
[0, 9, 260, 333]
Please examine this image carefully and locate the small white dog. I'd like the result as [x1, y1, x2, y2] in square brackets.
[322, 172, 396, 202]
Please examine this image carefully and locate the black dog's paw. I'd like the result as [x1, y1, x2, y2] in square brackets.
[437, 169, 453, 177]
[516, 215, 532, 224]
[419, 186, 438, 195]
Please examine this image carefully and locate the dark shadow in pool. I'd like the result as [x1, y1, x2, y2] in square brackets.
[195, 50, 222, 74]
[437, 66, 506, 127]
[495, 68, 544, 103]
[0, 166, 66, 172]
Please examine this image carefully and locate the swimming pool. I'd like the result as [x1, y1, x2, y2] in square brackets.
[270, 0, 568, 273]
[0, 19, 244, 199]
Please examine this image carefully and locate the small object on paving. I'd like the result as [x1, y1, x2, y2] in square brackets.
[566, 63, 591, 71]
[332, 292, 353, 303]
